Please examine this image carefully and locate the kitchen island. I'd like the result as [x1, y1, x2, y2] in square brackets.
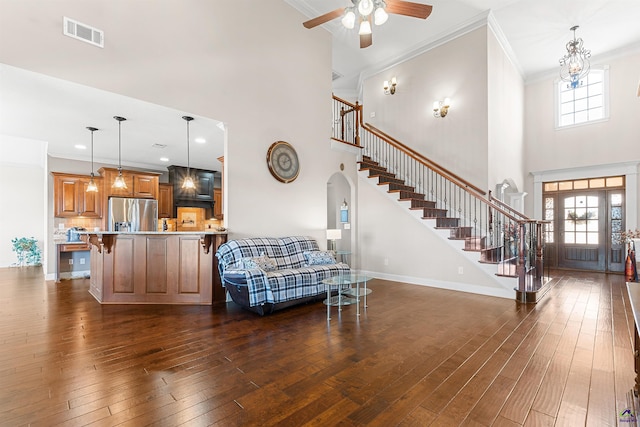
[82, 231, 227, 305]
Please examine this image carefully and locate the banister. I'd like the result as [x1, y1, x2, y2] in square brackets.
[332, 93, 359, 109]
[363, 123, 486, 196]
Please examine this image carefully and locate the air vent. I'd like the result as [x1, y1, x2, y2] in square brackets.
[63, 17, 104, 48]
[332, 71, 343, 81]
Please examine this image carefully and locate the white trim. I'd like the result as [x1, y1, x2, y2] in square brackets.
[357, 10, 499, 99]
[358, 270, 514, 300]
[531, 161, 640, 229]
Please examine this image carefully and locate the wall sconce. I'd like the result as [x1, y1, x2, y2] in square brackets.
[383, 77, 397, 95]
[433, 98, 451, 118]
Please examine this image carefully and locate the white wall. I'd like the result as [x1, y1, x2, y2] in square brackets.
[0, 1, 357, 254]
[487, 28, 525, 194]
[0, 135, 47, 268]
[362, 26, 490, 190]
[524, 51, 640, 227]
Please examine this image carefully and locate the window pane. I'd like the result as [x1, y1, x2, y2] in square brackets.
[576, 196, 586, 206]
[574, 180, 588, 189]
[565, 220, 575, 232]
[587, 233, 598, 245]
[575, 98, 588, 112]
[611, 193, 622, 205]
[575, 233, 586, 244]
[565, 233, 575, 244]
[564, 196, 575, 208]
[560, 115, 574, 126]
[589, 82, 602, 95]
[575, 110, 588, 123]
[589, 107, 604, 120]
[559, 182, 573, 191]
[607, 177, 624, 187]
[587, 196, 598, 207]
[590, 178, 605, 188]
[545, 197, 554, 208]
[561, 103, 575, 114]
[587, 219, 598, 231]
[574, 86, 588, 99]
[561, 91, 575, 103]
[589, 72, 603, 83]
[589, 94, 603, 108]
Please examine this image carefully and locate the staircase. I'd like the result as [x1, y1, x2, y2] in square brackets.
[332, 95, 551, 303]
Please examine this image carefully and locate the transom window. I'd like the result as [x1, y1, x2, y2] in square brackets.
[556, 67, 609, 128]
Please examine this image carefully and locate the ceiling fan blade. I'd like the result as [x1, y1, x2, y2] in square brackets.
[303, 8, 345, 29]
[360, 32, 372, 49]
[385, 0, 433, 19]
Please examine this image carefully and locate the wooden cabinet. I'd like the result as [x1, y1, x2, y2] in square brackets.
[168, 166, 215, 202]
[158, 184, 173, 218]
[213, 188, 223, 219]
[98, 167, 160, 199]
[52, 173, 102, 218]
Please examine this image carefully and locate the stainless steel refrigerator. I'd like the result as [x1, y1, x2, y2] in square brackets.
[108, 197, 158, 232]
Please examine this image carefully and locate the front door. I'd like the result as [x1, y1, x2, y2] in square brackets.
[543, 176, 625, 273]
[557, 191, 606, 270]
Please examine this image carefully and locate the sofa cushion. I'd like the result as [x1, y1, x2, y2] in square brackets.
[242, 255, 277, 271]
[303, 250, 336, 266]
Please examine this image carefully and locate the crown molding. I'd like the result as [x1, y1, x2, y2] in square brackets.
[357, 10, 500, 98]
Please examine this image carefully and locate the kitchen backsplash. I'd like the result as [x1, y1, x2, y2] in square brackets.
[53, 217, 101, 242]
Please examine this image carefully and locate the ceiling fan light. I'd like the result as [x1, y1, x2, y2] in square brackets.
[374, 7, 388, 25]
[359, 20, 372, 35]
[342, 9, 356, 29]
[358, 0, 374, 16]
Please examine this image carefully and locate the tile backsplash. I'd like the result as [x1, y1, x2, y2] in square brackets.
[53, 218, 101, 242]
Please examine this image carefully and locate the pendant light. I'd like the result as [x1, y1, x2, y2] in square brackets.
[112, 116, 127, 189]
[182, 115, 195, 189]
[86, 126, 99, 192]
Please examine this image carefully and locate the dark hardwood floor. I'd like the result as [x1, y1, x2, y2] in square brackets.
[0, 266, 636, 426]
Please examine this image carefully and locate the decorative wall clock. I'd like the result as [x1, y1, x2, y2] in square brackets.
[266, 141, 299, 183]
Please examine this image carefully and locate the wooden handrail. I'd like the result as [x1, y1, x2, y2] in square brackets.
[488, 191, 531, 220]
[332, 93, 359, 109]
[363, 123, 486, 196]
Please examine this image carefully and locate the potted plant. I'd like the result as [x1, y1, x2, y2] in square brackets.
[11, 237, 42, 266]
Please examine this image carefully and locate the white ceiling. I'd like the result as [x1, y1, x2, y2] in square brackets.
[1, 0, 639, 172]
[286, 0, 640, 93]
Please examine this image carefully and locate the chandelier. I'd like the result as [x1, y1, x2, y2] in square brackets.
[559, 25, 591, 89]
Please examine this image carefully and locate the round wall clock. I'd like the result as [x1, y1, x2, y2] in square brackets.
[266, 141, 300, 183]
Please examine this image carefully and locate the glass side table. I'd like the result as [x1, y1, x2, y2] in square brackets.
[322, 273, 371, 320]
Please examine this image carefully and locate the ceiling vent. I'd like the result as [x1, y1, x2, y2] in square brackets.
[63, 17, 104, 48]
[332, 71, 343, 81]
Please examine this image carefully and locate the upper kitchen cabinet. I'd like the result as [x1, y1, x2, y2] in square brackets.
[158, 184, 173, 219]
[168, 166, 215, 202]
[167, 166, 216, 218]
[52, 173, 102, 218]
[98, 168, 160, 199]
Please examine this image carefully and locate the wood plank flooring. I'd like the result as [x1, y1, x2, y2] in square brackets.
[0, 266, 636, 426]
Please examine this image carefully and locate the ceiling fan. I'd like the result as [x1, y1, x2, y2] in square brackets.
[303, 0, 433, 49]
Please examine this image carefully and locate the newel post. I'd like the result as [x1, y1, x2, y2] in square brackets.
[517, 222, 527, 300]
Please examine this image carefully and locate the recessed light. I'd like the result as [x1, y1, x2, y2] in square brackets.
[195, 137, 206, 144]
[75, 144, 87, 150]
[160, 157, 169, 162]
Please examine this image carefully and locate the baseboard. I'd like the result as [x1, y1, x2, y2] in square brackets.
[359, 269, 515, 300]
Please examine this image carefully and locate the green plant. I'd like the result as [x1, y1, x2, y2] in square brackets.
[11, 237, 41, 266]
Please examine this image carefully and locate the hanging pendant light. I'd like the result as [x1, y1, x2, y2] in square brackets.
[182, 116, 195, 190]
[112, 116, 127, 189]
[86, 126, 99, 192]
[559, 25, 591, 89]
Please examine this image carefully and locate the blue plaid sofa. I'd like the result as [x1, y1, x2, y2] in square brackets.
[216, 236, 350, 315]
